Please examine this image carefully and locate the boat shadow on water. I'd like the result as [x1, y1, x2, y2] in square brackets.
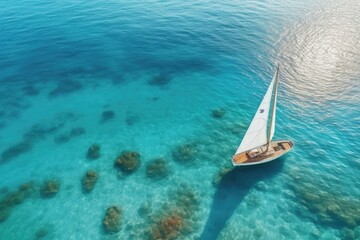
[200, 159, 285, 240]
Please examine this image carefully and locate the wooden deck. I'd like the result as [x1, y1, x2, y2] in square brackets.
[232, 140, 294, 166]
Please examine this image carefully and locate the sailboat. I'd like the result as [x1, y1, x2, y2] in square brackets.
[232, 65, 294, 166]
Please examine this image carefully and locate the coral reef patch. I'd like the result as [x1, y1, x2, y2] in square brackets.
[172, 143, 198, 163]
[150, 214, 182, 240]
[114, 151, 141, 174]
[145, 158, 169, 180]
[289, 170, 360, 229]
[103, 206, 122, 233]
[87, 144, 101, 159]
[147, 186, 200, 240]
[81, 170, 98, 193]
[40, 180, 60, 198]
[0, 182, 35, 222]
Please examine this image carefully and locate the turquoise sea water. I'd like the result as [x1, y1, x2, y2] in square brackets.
[0, 0, 359, 239]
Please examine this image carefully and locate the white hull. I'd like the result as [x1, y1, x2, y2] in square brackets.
[232, 140, 294, 166]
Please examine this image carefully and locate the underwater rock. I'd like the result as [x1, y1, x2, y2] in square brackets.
[87, 144, 101, 159]
[1, 140, 33, 163]
[103, 206, 122, 233]
[114, 151, 141, 174]
[48, 80, 82, 98]
[211, 108, 225, 119]
[40, 180, 60, 198]
[148, 73, 171, 86]
[81, 170, 98, 193]
[172, 143, 198, 163]
[146, 158, 169, 180]
[100, 110, 115, 123]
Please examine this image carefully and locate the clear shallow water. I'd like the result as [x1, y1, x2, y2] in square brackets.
[0, 0, 359, 239]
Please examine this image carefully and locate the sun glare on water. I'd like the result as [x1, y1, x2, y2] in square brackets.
[278, 0, 360, 105]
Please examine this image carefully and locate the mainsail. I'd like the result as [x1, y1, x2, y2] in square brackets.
[235, 68, 279, 154]
[269, 66, 279, 140]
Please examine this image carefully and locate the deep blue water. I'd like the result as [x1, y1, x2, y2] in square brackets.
[0, 0, 359, 239]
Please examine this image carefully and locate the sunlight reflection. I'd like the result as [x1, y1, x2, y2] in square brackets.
[277, 0, 360, 105]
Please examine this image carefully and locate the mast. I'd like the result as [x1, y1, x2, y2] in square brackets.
[266, 64, 280, 151]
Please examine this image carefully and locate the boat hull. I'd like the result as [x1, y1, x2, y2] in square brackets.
[232, 140, 294, 166]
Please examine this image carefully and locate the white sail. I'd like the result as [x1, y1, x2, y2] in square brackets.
[269, 67, 279, 140]
[235, 70, 277, 154]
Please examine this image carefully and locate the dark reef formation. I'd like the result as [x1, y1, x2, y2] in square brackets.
[87, 144, 101, 159]
[211, 108, 225, 119]
[103, 206, 122, 233]
[1, 141, 33, 163]
[23, 85, 39, 96]
[172, 143, 198, 163]
[145, 158, 169, 180]
[54, 127, 86, 144]
[81, 170, 98, 193]
[34, 227, 48, 239]
[289, 170, 360, 230]
[100, 110, 115, 123]
[125, 114, 140, 126]
[1, 112, 79, 164]
[0, 182, 35, 222]
[40, 180, 60, 198]
[48, 80, 82, 98]
[148, 97, 159, 102]
[148, 73, 172, 87]
[23, 112, 77, 142]
[114, 151, 141, 174]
